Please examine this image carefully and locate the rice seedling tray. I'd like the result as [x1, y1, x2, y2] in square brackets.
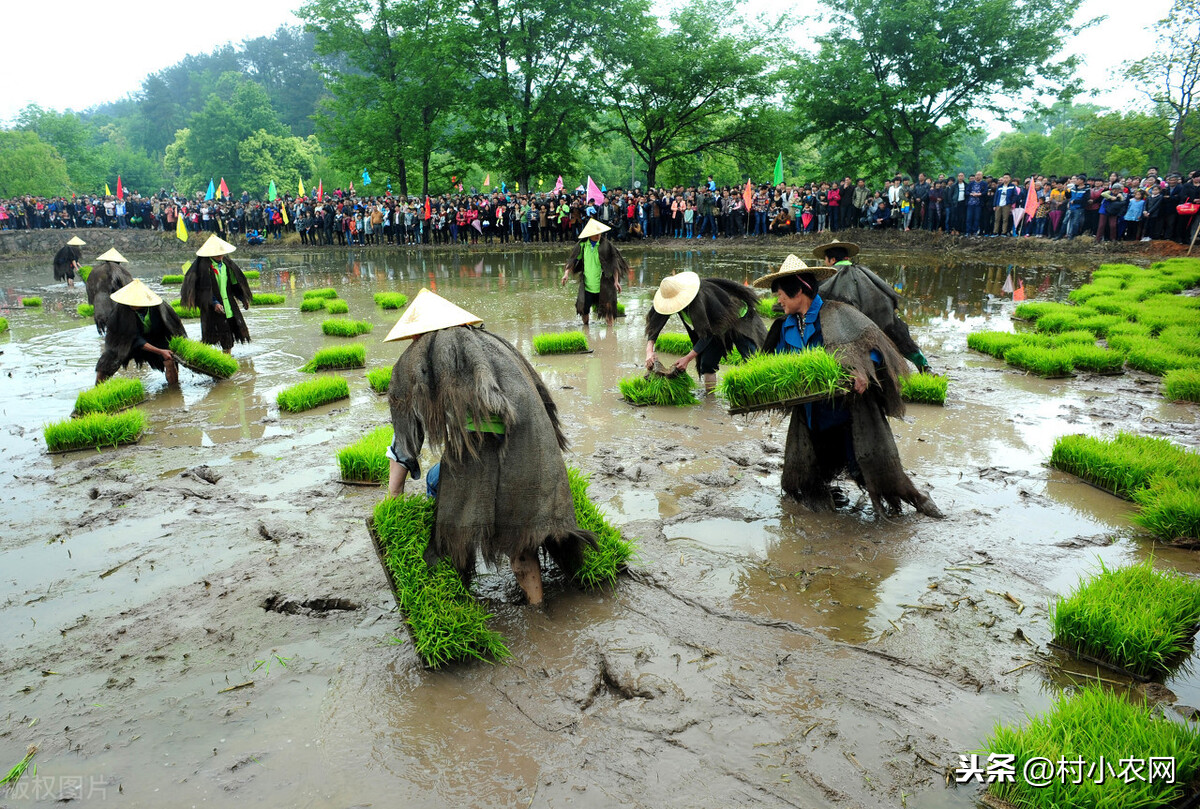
[619, 368, 698, 407]
[325, 300, 350, 315]
[73, 378, 146, 416]
[277, 376, 351, 413]
[243, 270, 261, 280]
[44, 410, 146, 454]
[303, 287, 339, 299]
[161, 274, 184, 284]
[726, 390, 847, 416]
[170, 337, 239, 379]
[336, 425, 392, 485]
[251, 293, 285, 305]
[1045, 640, 1153, 682]
[654, 332, 693, 355]
[23, 297, 42, 307]
[301, 343, 366, 373]
[718, 349, 850, 413]
[532, 331, 591, 355]
[900, 373, 948, 405]
[374, 292, 409, 310]
[76, 303, 94, 317]
[299, 298, 325, 313]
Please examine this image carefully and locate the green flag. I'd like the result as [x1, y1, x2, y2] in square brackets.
[268, 180, 277, 200]
[773, 153, 784, 186]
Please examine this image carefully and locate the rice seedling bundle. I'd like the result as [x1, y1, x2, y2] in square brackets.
[299, 298, 325, 313]
[374, 292, 409, 310]
[568, 466, 637, 588]
[161, 274, 184, 284]
[303, 287, 339, 299]
[1066, 345, 1125, 374]
[251, 293, 285, 305]
[1164, 368, 1200, 403]
[1125, 276, 1185, 301]
[73, 378, 145, 416]
[619, 372, 698, 407]
[654, 332, 694, 355]
[1051, 559, 1200, 678]
[1155, 257, 1200, 286]
[1002, 344, 1074, 377]
[1013, 301, 1073, 322]
[1092, 263, 1140, 282]
[1124, 339, 1199, 377]
[367, 366, 392, 394]
[1072, 313, 1124, 338]
[721, 346, 746, 366]
[1104, 322, 1154, 354]
[43, 409, 145, 453]
[22, 297, 42, 307]
[301, 343, 365, 372]
[1050, 431, 1200, 501]
[324, 299, 350, 315]
[589, 300, 626, 317]
[1, 745, 38, 791]
[967, 331, 1027, 359]
[276, 375, 350, 413]
[372, 494, 512, 667]
[79, 265, 92, 282]
[0, 317, 7, 333]
[1133, 294, 1200, 333]
[168, 336, 239, 379]
[322, 319, 374, 337]
[171, 301, 201, 319]
[77, 303, 94, 317]
[243, 270, 261, 280]
[757, 296, 780, 318]
[336, 426, 393, 484]
[982, 685, 1200, 809]
[1045, 329, 1097, 346]
[1034, 308, 1096, 334]
[717, 349, 849, 410]
[901, 373, 948, 404]
[1131, 478, 1200, 541]
[532, 331, 589, 354]
[1088, 294, 1140, 318]
[1068, 277, 1124, 303]
[1157, 325, 1200, 357]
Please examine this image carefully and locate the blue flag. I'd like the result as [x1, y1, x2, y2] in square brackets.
[601, 183, 606, 193]
[501, 181, 507, 193]
[205, 179, 215, 200]
[362, 170, 372, 186]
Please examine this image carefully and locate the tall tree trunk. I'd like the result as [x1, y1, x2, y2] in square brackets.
[422, 154, 430, 197]
[1169, 118, 1185, 175]
[645, 155, 658, 189]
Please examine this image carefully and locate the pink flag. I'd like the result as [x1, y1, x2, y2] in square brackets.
[586, 176, 603, 205]
[116, 175, 123, 200]
[471, 219, 483, 234]
[742, 179, 753, 213]
[554, 175, 564, 194]
[1024, 176, 1039, 223]
[1002, 273, 1014, 294]
[1012, 208, 1025, 227]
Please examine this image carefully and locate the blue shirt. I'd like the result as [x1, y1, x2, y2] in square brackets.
[967, 180, 987, 205]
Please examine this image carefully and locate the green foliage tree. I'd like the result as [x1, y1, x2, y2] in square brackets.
[238, 131, 319, 195]
[1124, 0, 1200, 173]
[0, 131, 71, 197]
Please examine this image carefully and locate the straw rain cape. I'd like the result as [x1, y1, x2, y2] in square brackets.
[645, 277, 766, 349]
[820, 264, 923, 361]
[96, 303, 187, 379]
[53, 245, 82, 281]
[180, 256, 253, 347]
[85, 261, 134, 335]
[565, 237, 626, 320]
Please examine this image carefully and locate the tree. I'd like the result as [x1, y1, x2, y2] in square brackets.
[238, 131, 320, 194]
[600, 0, 779, 188]
[790, 0, 1087, 178]
[0, 131, 71, 197]
[1125, 0, 1200, 173]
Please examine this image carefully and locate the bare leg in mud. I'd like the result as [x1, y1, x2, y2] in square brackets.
[511, 551, 543, 605]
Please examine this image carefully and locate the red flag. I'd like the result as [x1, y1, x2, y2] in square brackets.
[116, 176, 123, 200]
[317, 179, 324, 202]
[349, 181, 354, 195]
[1023, 176, 1039, 224]
[742, 178, 752, 213]
[218, 177, 230, 199]
[1013, 280, 1026, 302]
[424, 195, 431, 220]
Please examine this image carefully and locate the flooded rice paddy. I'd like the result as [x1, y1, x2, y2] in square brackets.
[1, 247, 1197, 807]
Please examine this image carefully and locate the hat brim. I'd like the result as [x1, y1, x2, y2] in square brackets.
[578, 219, 611, 239]
[811, 241, 860, 261]
[67, 236, 86, 246]
[196, 235, 237, 257]
[752, 264, 836, 289]
[652, 272, 701, 315]
[109, 282, 163, 308]
[383, 288, 484, 342]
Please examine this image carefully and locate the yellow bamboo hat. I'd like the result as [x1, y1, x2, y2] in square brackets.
[94, 248, 128, 263]
[752, 254, 834, 288]
[383, 288, 483, 342]
[652, 271, 701, 315]
[578, 219, 611, 239]
[196, 234, 237, 257]
[109, 278, 163, 308]
[67, 236, 86, 246]
[811, 239, 860, 261]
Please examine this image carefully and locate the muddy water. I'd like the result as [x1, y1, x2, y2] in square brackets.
[1, 248, 1198, 808]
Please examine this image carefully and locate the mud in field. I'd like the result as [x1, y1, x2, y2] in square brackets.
[1, 249, 1198, 808]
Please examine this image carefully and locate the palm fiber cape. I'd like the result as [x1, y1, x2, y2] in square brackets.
[645, 277, 766, 355]
[388, 326, 596, 582]
[53, 245, 82, 281]
[564, 237, 627, 320]
[96, 302, 187, 379]
[180, 256, 253, 348]
[85, 261, 134, 335]
[819, 263, 923, 360]
[764, 300, 942, 519]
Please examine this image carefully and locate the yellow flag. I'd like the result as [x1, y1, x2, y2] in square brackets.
[105, 183, 111, 196]
[299, 178, 306, 197]
[281, 204, 289, 226]
[515, 181, 520, 192]
[176, 212, 188, 243]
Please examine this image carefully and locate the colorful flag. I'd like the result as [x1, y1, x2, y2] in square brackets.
[1023, 176, 1039, 224]
[484, 173, 490, 187]
[424, 195, 431, 220]
[586, 176, 603, 205]
[471, 219, 482, 234]
[268, 180, 277, 201]
[176, 212, 188, 243]
[601, 183, 606, 193]
[538, 178, 544, 188]
[1014, 280, 1026, 302]
[105, 183, 111, 196]
[116, 176, 123, 200]
[205, 179, 215, 200]
[317, 179, 323, 202]
[1012, 207, 1025, 228]
[515, 181, 519, 192]
[362, 170, 371, 186]
[501, 181, 506, 193]
[742, 178, 752, 212]
[554, 176, 563, 194]
[1002, 273, 1014, 294]
[774, 153, 784, 186]
[299, 178, 306, 197]
[281, 204, 289, 226]
[349, 181, 354, 195]
[218, 177, 229, 199]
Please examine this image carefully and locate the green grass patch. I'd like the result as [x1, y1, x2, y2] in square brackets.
[73, 378, 145, 416]
[367, 367, 392, 394]
[1157, 326, 1200, 357]
[717, 349, 849, 410]
[967, 331, 1027, 359]
[1124, 337, 1200, 377]
[1013, 301, 1075, 322]
[251, 293, 285, 305]
[337, 425, 392, 483]
[1164, 368, 1200, 403]
[322, 318, 374, 337]
[569, 466, 637, 588]
[619, 372, 698, 406]
[243, 270, 260, 280]
[79, 265, 92, 281]
[76, 303, 94, 317]
[299, 298, 325, 313]
[303, 287, 338, 299]
[654, 332, 694, 355]
[276, 375, 350, 413]
[43, 409, 145, 453]
[533, 331, 589, 354]
[757, 295, 780, 318]
[0, 317, 7, 333]
[161, 274, 184, 284]
[301, 343, 365, 373]
[1003, 344, 1075, 377]
[1065, 344, 1125, 374]
[901, 373, 947, 404]
[169, 336, 239, 379]
[324, 299, 350, 315]
[22, 297, 41, 307]
[171, 300, 201, 319]
[982, 685, 1200, 808]
[374, 292, 409, 310]
[1051, 559, 1200, 678]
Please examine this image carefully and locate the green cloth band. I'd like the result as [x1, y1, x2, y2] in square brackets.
[582, 240, 601, 294]
[466, 415, 505, 434]
[141, 311, 152, 333]
[679, 311, 692, 329]
[907, 351, 928, 368]
[738, 303, 748, 318]
[214, 261, 233, 319]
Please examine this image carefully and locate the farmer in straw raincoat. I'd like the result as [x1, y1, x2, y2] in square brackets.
[53, 236, 86, 287]
[560, 218, 625, 328]
[181, 234, 252, 354]
[85, 248, 133, 335]
[95, 278, 186, 386]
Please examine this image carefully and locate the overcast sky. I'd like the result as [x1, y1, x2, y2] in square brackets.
[2, 0, 1173, 129]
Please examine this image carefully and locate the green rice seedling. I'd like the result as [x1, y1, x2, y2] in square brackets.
[757, 295, 780, 318]
[654, 332, 694, 355]
[1155, 257, 1200, 287]
[22, 297, 42, 307]
[1125, 276, 1185, 301]
[1133, 294, 1200, 333]
[243, 270, 260, 280]
[1013, 301, 1074, 322]
[1066, 345, 1125, 374]
[1164, 368, 1200, 402]
[169, 336, 239, 379]
[299, 298, 325, 313]
[367, 366, 392, 394]
[1132, 478, 1200, 541]
[73, 378, 145, 416]
[982, 685, 1200, 809]
[532, 331, 589, 354]
[79, 265, 92, 281]
[717, 349, 849, 410]
[372, 494, 511, 667]
[43, 409, 145, 453]
[1051, 558, 1200, 677]
[1, 745, 37, 791]
[322, 318, 374, 337]
[161, 274, 184, 284]
[568, 466, 637, 587]
[901, 373, 948, 404]
[76, 303, 94, 317]
[171, 301, 201, 319]
[301, 343, 365, 373]
[251, 293, 285, 305]
[1072, 313, 1124, 337]
[1087, 294, 1140, 318]
[1034, 308, 1095, 334]
[1050, 432, 1200, 501]
[1045, 329, 1096, 347]
[0, 317, 7, 333]
[303, 287, 338, 299]
[336, 425, 393, 484]
[324, 299, 350, 315]
[1157, 325, 1200, 357]
[1124, 338, 1199, 376]
[721, 346, 746, 366]
[276, 375, 350, 413]
[1002, 344, 1074, 377]
[966, 331, 1027, 358]
[374, 292, 409, 310]
[619, 372, 698, 407]
[1092, 263, 1140, 281]
[1068, 276, 1125, 303]
[589, 300, 626, 317]
[1104, 321, 1154, 354]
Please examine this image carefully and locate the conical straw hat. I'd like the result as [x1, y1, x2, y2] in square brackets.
[752, 254, 834, 288]
[109, 278, 163, 308]
[95, 248, 128, 263]
[578, 219, 611, 240]
[652, 271, 701, 315]
[811, 239, 860, 261]
[196, 234, 237, 257]
[383, 288, 483, 342]
[67, 236, 86, 246]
